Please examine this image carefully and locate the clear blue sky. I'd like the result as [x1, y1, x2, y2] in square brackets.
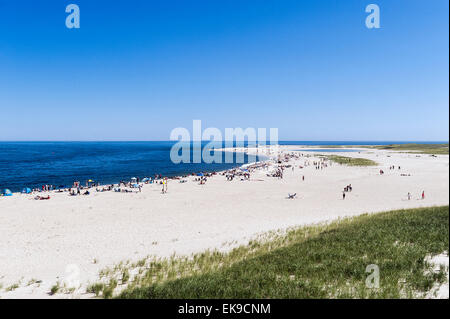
[0, 0, 448, 141]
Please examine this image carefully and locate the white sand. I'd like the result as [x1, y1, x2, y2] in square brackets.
[425, 252, 449, 299]
[0, 146, 448, 298]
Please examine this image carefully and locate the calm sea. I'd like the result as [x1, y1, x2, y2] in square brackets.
[0, 141, 445, 192]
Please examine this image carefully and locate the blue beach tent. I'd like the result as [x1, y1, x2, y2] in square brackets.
[22, 188, 32, 194]
[2, 189, 13, 196]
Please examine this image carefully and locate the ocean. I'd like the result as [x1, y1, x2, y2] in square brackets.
[0, 141, 445, 192]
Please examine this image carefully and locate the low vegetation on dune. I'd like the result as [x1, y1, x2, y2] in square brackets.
[325, 155, 378, 166]
[368, 143, 449, 155]
[316, 143, 449, 155]
[87, 206, 449, 299]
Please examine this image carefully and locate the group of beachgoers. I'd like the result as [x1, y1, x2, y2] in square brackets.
[342, 184, 353, 200]
[313, 160, 329, 170]
[9, 171, 224, 199]
[266, 152, 427, 203]
[2, 151, 430, 204]
[223, 162, 270, 181]
[407, 191, 426, 201]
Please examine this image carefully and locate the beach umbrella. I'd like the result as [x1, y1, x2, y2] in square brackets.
[2, 189, 13, 196]
[22, 188, 31, 194]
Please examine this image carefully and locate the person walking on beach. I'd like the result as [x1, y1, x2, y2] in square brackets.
[422, 191, 425, 200]
[342, 192, 346, 200]
[407, 192, 411, 200]
[302, 175, 305, 181]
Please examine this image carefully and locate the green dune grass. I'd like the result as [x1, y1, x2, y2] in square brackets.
[316, 144, 449, 155]
[325, 155, 378, 166]
[369, 144, 449, 155]
[102, 206, 449, 299]
[317, 144, 449, 155]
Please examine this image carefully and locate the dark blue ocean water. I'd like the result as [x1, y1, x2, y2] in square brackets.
[0, 141, 446, 192]
[0, 141, 263, 192]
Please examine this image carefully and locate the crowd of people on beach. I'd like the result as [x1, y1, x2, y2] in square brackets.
[1, 151, 430, 204]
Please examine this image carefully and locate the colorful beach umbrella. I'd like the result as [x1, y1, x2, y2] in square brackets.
[2, 189, 13, 196]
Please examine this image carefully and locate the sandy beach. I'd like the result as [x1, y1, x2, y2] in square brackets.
[0, 146, 448, 298]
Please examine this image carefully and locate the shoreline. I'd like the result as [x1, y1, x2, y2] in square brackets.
[2, 150, 267, 195]
[2, 143, 447, 194]
[2, 145, 371, 196]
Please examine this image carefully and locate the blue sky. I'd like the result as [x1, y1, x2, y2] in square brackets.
[0, 0, 448, 141]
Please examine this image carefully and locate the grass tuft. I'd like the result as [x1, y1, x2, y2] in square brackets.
[50, 282, 60, 295]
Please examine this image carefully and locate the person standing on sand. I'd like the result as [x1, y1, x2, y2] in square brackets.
[408, 192, 411, 200]
[422, 191, 425, 200]
[342, 192, 346, 200]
